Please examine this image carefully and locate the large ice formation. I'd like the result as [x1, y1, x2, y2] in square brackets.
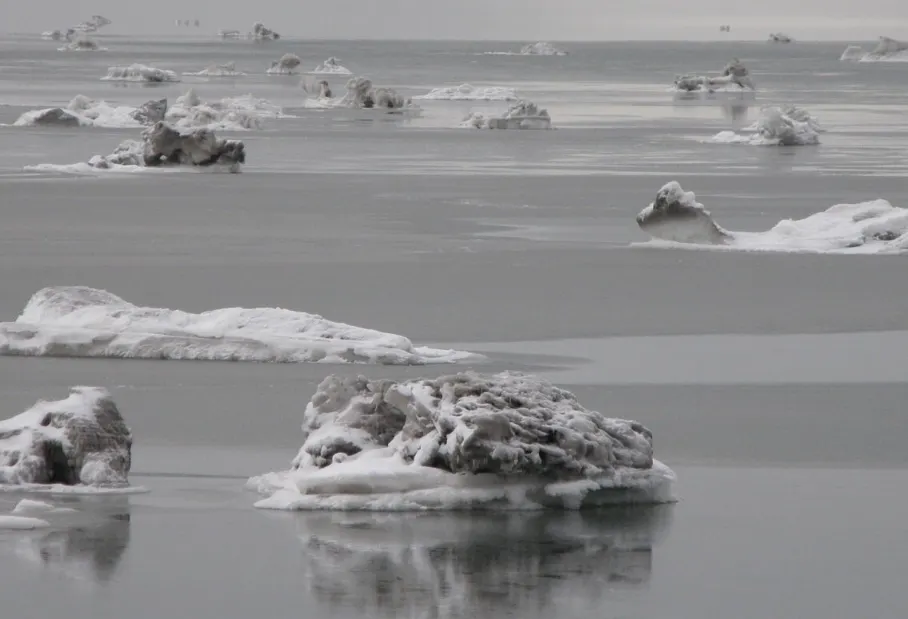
[266, 53, 302, 75]
[460, 100, 552, 130]
[252, 22, 280, 40]
[520, 42, 567, 56]
[0, 387, 132, 487]
[184, 62, 246, 77]
[673, 58, 755, 95]
[710, 104, 821, 146]
[59, 36, 104, 52]
[0, 287, 477, 364]
[288, 507, 671, 616]
[248, 372, 675, 510]
[311, 57, 352, 75]
[635, 181, 908, 253]
[12, 95, 166, 129]
[840, 36, 908, 62]
[416, 84, 518, 101]
[768, 33, 793, 43]
[165, 89, 284, 131]
[102, 64, 179, 83]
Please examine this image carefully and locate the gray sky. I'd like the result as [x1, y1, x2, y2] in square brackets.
[4, 1, 908, 39]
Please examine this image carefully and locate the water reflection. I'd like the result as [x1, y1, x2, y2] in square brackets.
[294, 505, 674, 618]
[5, 495, 131, 585]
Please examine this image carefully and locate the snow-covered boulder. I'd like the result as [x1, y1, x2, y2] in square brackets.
[636, 182, 731, 244]
[266, 53, 301, 75]
[140, 121, 246, 167]
[0, 387, 132, 486]
[673, 58, 755, 93]
[340, 76, 411, 109]
[129, 98, 168, 125]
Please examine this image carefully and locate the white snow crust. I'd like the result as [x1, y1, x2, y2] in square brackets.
[248, 372, 675, 511]
[0, 286, 478, 365]
[636, 181, 908, 254]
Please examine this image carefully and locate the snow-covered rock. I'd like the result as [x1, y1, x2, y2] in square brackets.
[710, 104, 821, 146]
[635, 181, 908, 253]
[248, 372, 675, 510]
[12, 95, 165, 129]
[0, 286, 477, 364]
[340, 76, 412, 109]
[311, 57, 352, 75]
[252, 22, 280, 40]
[461, 100, 552, 130]
[673, 58, 755, 94]
[0, 387, 132, 487]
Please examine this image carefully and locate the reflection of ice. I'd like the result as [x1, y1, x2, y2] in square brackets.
[293, 506, 673, 618]
[4, 495, 131, 585]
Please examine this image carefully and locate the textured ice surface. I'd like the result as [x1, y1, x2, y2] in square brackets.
[248, 372, 674, 510]
[0, 286, 478, 365]
[636, 181, 908, 253]
[709, 105, 821, 146]
[102, 64, 179, 82]
[416, 84, 518, 101]
[0, 387, 132, 487]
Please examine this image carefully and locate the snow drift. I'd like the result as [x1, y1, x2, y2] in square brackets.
[102, 64, 179, 83]
[0, 387, 132, 487]
[839, 36, 908, 62]
[23, 122, 246, 174]
[416, 84, 518, 101]
[460, 100, 552, 130]
[709, 105, 821, 146]
[311, 57, 352, 75]
[636, 181, 908, 254]
[266, 53, 301, 75]
[673, 58, 755, 96]
[248, 371, 675, 510]
[0, 287, 477, 365]
[184, 62, 246, 77]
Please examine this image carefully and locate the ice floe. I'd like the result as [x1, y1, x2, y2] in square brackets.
[266, 53, 301, 75]
[0, 387, 132, 488]
[709, 104, 821, 146]
[23, 122, 246, 174]
[310, 57, 352, 75]
[635, 181, 908, 253]
[184, 62, 246, 77]
[102, 64, 179, 83]
[672, 58, 755, 97]
[460, 100, 552, 129]
[416, 83, 518, 101]
[248, 372, 675, 510]
[839, 36, 908, 62]
[0, 287, 477, 364]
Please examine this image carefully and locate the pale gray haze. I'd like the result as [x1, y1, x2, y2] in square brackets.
[4, 0, 908, 39]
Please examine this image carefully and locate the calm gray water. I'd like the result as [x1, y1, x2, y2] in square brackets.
[1, 35, 907, 618]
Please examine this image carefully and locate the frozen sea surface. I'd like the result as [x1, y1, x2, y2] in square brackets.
[1, 35, 907, 619]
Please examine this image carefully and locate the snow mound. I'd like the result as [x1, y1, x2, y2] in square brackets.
[59, 36, 105, 52]
[416, 84, 518, 101]
[311, 57, 352, 75]
[635, 181, 908, 254]
[11, 95, 166, 129]
[289, 508, 671, 615]
[520, 42, 567, 56]
[102, 64, 179, 83]
[0, 387, 132, 487]
[709, 105, 821, 146]
[252, 21, 280, 40]
[768, 33, 793, 43]
[247, 372, 675, 510]
[266, 53, 301, 75]
[0, 287, 478, 365]
[23, 122, 246, 174]
[460, 100, 552, 130]
[184, 62, 246, 77]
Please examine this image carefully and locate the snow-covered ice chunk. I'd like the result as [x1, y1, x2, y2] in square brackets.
[11, 95, 164, 129]
[165, 88, 285, 131]
[520, 42, 567, 56]
[708, 105, 821, 146]
[184, 62, 246, 77]
[310, 57, 352, 75]
[461, 100, 552, 130]
[673, 58, 755, 95]
[0, 387, 132, 487]
[416, 84, 518, 101]
[102, 64, 179, 83]
[266, 53, 301, 75]
[248, 372, 675, 510]
[635, 181, 908, 254]
[0, 286, 478, 365]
